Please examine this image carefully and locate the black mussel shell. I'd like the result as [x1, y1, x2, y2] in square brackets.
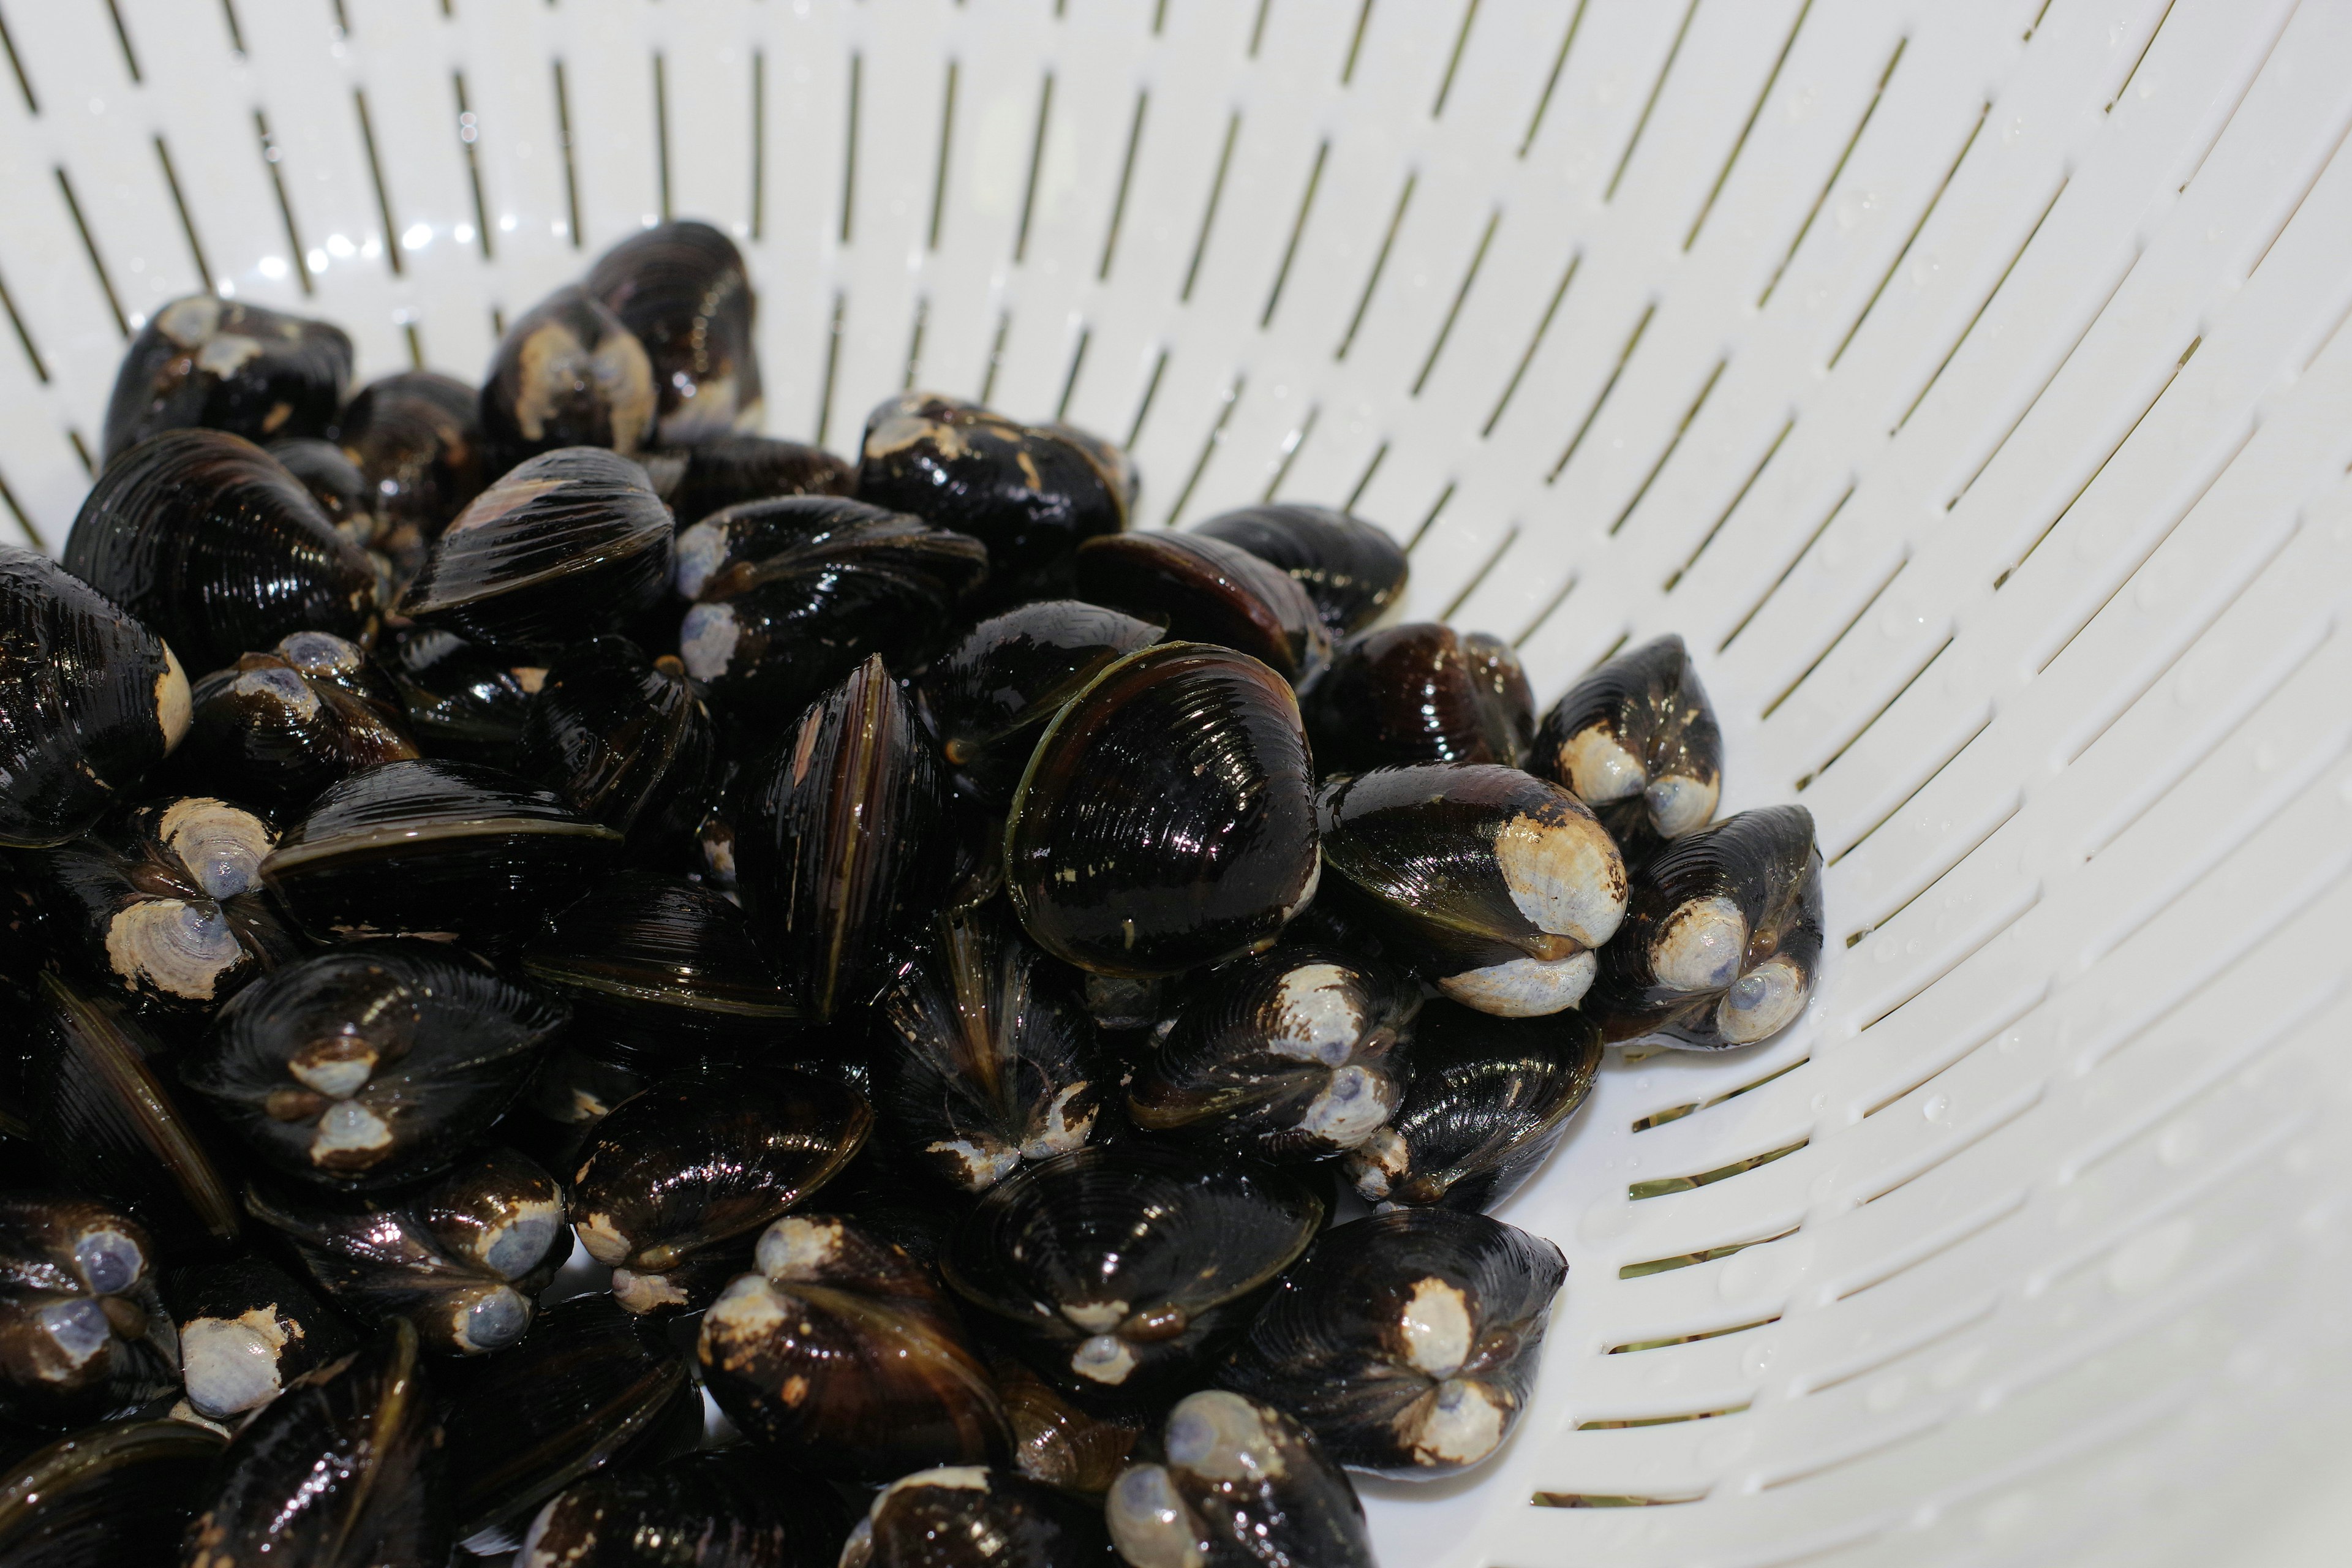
[176, 631, 418, 813]
[1128, 943, 1415, 1164]
[28, 796, 293, 1014]
[875, 904, 1108, 1193]
[1074, 532, 1330, 685]
[518, 636, 715, 840]
[992, 1349, 1144, 1496]
[1586, 804, 1823, 1050]
[652, 431, 858, 527]
[942, 1144, 1323, 1405]
[1218, 1208, 1564, 1479]
[384, 627, 537, 768]
[0, 1198, 178, 1430]
[260, 757, 624, 948]
[26, 974, 243, 1254]
[0, 546, 190, 849]
[1082, 971, 1171, 1035]
[334, 369, 490, 548]
[570, 1068, 872, 1313]
[100, 295, 352, 463]
[674, 496, 987, 725]
[439, 1294, 699, 1546]
[919, 599, 1166, 807]
[519, 1448, 850, 1568]
[62, 429, 378, 677]
[268, 435, 415, 614]
[842, 1466, 1115, 1567]
[586, 220, 763, 443]
[0, 864, 43, 1019]
[1346, 1000, 1600, 1212]
[1006, 643, 1319, 978]
[1304, 622, 1534, 775]
[521, 872, 798, 1071]
[856, 392, 1128, 597]
[737, 654, 951, 1020]
[481, 285, 658, 472]
[1533, 633, 1723, 862]
[184, 939, 568, 1189]
[1107, 1389, 1373, 1567]
[1317, 762, 1626, 1017]
[184, 1319, 448, 1564]
[164, 1253, 355, 1420]
[0, 1417, 224, 1566]
[1193, 503, 1408, 639]
[400, 447, 674, 655]
[246, 1145, 567, 1355]
[700, 1215, 1013, 1482]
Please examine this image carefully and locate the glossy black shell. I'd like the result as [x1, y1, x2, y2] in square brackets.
[1073, 532, 1330, 685]
[1106, 1390, 1373, 1568]
[176, 630, 418, 813]
[518, 636, 715, 839]
[164, 1253, 355, 1419]
[100, 295, 352, 462]
[334, 369, 491, 543]
[587, 219, 763, 442]
[518, 1449, 850, 1568]
[480, 285, 658, 471]
[1303, 622, 1536, 775]
[0, 1197, 180, 1430]
[655, 431, 859, 526]
[1533, 632, 1724, 864]
[842, 1466, 1116, 1567]
[384, 628, 537, 769]
[0, 1417, 224, 1566]
[1193, 503, 1409, 638]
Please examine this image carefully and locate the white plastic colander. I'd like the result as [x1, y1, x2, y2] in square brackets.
[5, 2, 2351, 1564]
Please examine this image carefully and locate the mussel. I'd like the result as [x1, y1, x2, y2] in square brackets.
[333, 369, 489, 547]
[1192, 503, 1408, 638]
[841, 1467, 1115, 1567]
[382, 627, 537, 769]
[942, 1145, 1323, 1404]
[1584, 804, 1823, 1049]
[517, 636, 715, 841]
[1107, 1389, 1373, 1568]
[0, 546, 190, 849]
[570, 1068, 872, 1314]
[1316, 763, 1626, 1017]
[875, 904, 1109, 1192]
[655, 431, 857, 526]
[62, 429, 379, 677]
[1074, 532, 1330, 684]
[586, 219, 763, 442]
[519, 1449, 850, 1568]
[856, 393, 1128, 596]
[1005, 643, 1319, 977]
[480, 285, 658, 471]
[100, 295, 352, 462]
[399, 447, 674, 654]
[165, 1253, 355, 1420]
[1127, 943, 1414, 1164]
[259, 758, 624, 949]
[181, 1319, 448, 1565]
[1532, 633, 1722, 862]
[1345, 1000, 1600, 1212]
[183, 940, 569, 1189]
[0, 1417, 224, 1565]
[0, 1199, 178, 1430]
[992, 1349, 1145, 1496]
[673, 496, 987, 726]
[699, 1215, 1012, 1480]
[1303, 622, 1535, 775]
[173, 631, 418, 813]
[268, 435, 401, 605]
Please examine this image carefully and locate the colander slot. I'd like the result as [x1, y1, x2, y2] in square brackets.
[0, 461, 41, 550]
[1510, 568, 1577, 650]
[1334, 171, 1412, 361]
[1604, 0, 1697, 203]
[1797, 635, 1953, 795]
[1824, 700, 1988, 867]
[1825, 100, 1988, 371]
[814, 290, 846, 447]
[924, 59, 957, 251]
[1178, 111, 1240, 303]
[1341, 439, 1385, 511]
[1629, 1138, 1808, 1202]
[2174, 2, 2299, 195]
[1096, 89, 1147, 280]
[1260, 139, 1327, 328]
[1800, 1296, 1992, 1390]
[1480, 251, 1579, 437]
[1055, 327, 1090, 423]
[1261, 404, 1316, 502]
[62, 430, 91, 480]
[1619, 1223, 1799, 1281]
[1529, 1491, 1703, 1509]
[1607, 1314, 1780, 1356]
[1515, 0, 1588, 158]
[1576, 1403, 1749, 1431]
[0, 265, 48, 383]
[51, 167, 126, 331]
[1632, 1054, 1809, 1134]
[1851, 867, 2034, 1029]
[1, 6, 36, 112]
[1430, 0, 1479, 118]
[975, 310, 1011, 407]
[1544, 301, 1652, 483]
[98, 0, 137, 82]
[1164, 371, 1245, 526]
[1853, 1083, 2041, 1207]
[750, 51, 767, 240]
[218, 0, 244, 58]
[902, 296, 929, 391]
[1683, 0, 1811, 251]
[651, 53, 673, 225]
[153, 134, 217, 293]
[1855, 991, 2038, 1120]
[1892, 177, 2067, 436]
[1339, 0, 1373, 85]
[1409, 208, 1496, 396]
[2103, 0, 2181, 115]
[839, 51, 861, 244]
[1608, 358, 1725, 537]
[1757, 36, 1905, 309]
[1759, 552, 1909, 722]
[551, 59, 583, 249]
[1014, 73, 1055, 264]
[1718, 484, 1851, 654]
[1122, 346, 1166, 449]
[1663, 415, 1791, 592]
[1436, 524, 1518, 622]
[1246, 0, 1273, 59]
[352, 89, 403, 277]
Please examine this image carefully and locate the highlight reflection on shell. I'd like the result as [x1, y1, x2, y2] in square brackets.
[0, 1197, 179, 1430]
[586, 220, 764, 443]
[1534, 633, 1723, 863]
[1107, 1390, 1373, 1568]
[101, 294, 352, 462]
[1074, 531, 1330, 684]
[1192, 503, 1409, 638]
[1303, 622, 1534, 775]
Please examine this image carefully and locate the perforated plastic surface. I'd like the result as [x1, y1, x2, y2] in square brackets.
[2, 2, 2350, 1564]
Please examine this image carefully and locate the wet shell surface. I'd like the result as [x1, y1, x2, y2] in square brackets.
[383, 627, 538, 769]
[1006, 642, 1319, 978]
[1192, 503, 1409, 639]
[268, 434, 401, 607]
[165, 1253, 355, 1420]
[1107, 1389, 1374, 1568]
[839, 1466, 1116, 1567]
[992, 1349, 1145, 1496]
[586, 219, 764, 442]
[100, 293, 352, 462]
[1303, 621, 1535, 776]
[0, 1417, 225, 1566]
[1218, 1208, 1566, 1479]
[654, 431, 859, 526]
[518, 1448, 850, 1568]
[0, 1197, 179, 1430]
[1073, 531, 1331, 685]
[518, 636, 715, 838]
[333, 369, 490, 545]
[480, 284, 658, 470]
[175, 631, 418, 813]
[1533, 632, 1724, 862]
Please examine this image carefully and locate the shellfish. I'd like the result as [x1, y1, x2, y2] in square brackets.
[1532, 633, 1722, 862]
[101, 295, 352, 462]
[1192, 503, 1408, 639]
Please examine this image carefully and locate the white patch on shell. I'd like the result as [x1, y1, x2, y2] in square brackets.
[105, 900, 241, 1000]
[1646, 772, 1717, 838]
[156, 646, 192, 752]
[1717, 956, 1807, 1044]
[611, 1268, 690, 1313]
[1268, 963, 1362, 1065]
[158, 797, 273, 898]
[37, 1300, 112, 1368]
[477, 1199, 562, 1280]
[927, 1136, 1023, 1192]
[1400, 1276, 1475, 1378]
[181, 1308, 290, 1418]
[673, 520, 729, 600]
[1651, 895, 1749, 994]
[1106, 1464, 1204, 1568]
[678, 601, 740, 682]
[1072, 1333, 1138, 1385]
[234, 663, 321, 720]
[1496, 809, 1625, 948]
[1438, 949, 1596, 1017]
[873, 1467, 993, 1511]
[309, 1100, 393, 1163]
[1558, 726, 1644, 803]
[755, 1215, 845, 1283]
[1061, 1299, 1129, 1333]
[287, 1046, 377, 1099]
[1411, 1378, 1506, 1468]
[454, 1286, 531, 1353]
[1164, 1389, 1281, 1483]
[1020, 1082, 1097, 1163]
[1295, 1064, 1393, 1149]
[575, 1212, 634, 1266]
[156, 295, 225, 348]
[1344, 1127, 1410, 1200]
[194, 334, 265, 379]
[703, 1273, 788, 1338]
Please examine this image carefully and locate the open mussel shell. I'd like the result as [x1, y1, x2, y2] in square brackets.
[63, 428, 379, 676]
[1303, 622, 1534, 775]
[383, 627, 537, 769]
[100, 294, 352, 462]
[481, 285, 658, 471]
[1346, 1000, 1600, 1212]
[875, 903, 1108, 1193]
[856, 392, 1128, 596]
[1534, 632, 1723, 862]
[1218, 1208, 1564, 1479]
[1193, 503, 1408, 639]
[674, 496, 987, 726]
[28, 796, 293, 1015]
[737, 654, 950, 1020]
[400, 446, 674, 655]
[1128, 943, 1415, 1164]
[0, 1198, 179, 1430]
[1586, 804, 1824, 1050]
[184, 1318, 448, 1563]
[942, 1144, 1324, 1405]
[518, 636, 715, 841]
[1006, 642, 1319, 978]
[175, 631, 418, 813]
[164, 1253, 355, 1420]
[519, 1448, 851, 1568]
[587, 219, 763, 442]
[842, 1466, 1115, 1568]
[0, 1417, 225, 1566]
[185, 939, 568, 1189]
[1317, 762, 1627, 1017]
[260, 757, 624, 948]
[0, 546, 190, 850]
[439, 1294, 701, 1547]
[333, 369, 489, 547]
[1075, 531, 1330, 685]
[652, 431, 858, 527]
[699, 1215, 1012, 1481]
[1108, 1389, 1374, 1568]
[570, 1067, 872, 1313]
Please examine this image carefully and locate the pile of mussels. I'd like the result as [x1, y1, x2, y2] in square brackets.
[0, 220, 1823, 1567]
